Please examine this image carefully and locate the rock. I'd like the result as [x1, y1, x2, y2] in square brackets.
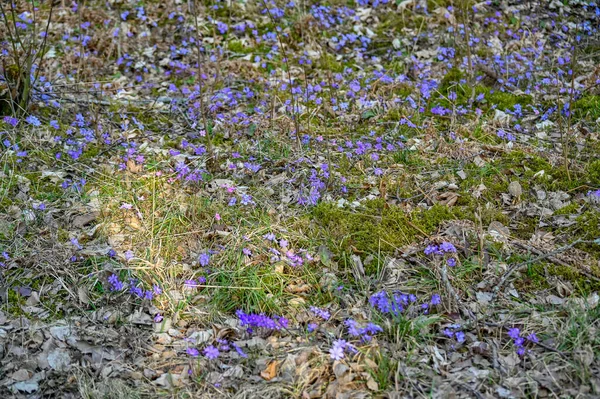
[508, 181, 522, 197]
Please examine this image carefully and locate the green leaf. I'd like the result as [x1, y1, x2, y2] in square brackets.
[361, 109, 377, 120]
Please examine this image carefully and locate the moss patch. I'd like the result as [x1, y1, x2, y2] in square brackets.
[587, 160, 600, 186]
[312, 199, 459, 256]
[573, 95, 600, 121]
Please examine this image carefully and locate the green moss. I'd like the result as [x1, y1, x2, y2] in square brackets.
[554, 202, 579, 216]
[475, 86, 533, 111]
[210, 263, 289, 314]
[573, 95, 600, 121]
[576, 211, 600, 240]
[375, 10, 426, 36]
[392, 149, 425, 166]
[319, 53, 343, 73]
[439, 67, 465, 94]
[520, 261, 600, 294]
[312, 199, 459, 258]
[413, 204, 456, 232]
[5, 288, 26, 317]
[519, 263, 551, 291]
[498, 150, 583, 192]
[228, 40, 250, 54]
[587, 160, 600, 186]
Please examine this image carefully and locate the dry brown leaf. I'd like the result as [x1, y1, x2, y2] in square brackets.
[260, 360, 280, 381]
[127, 159, 142, 173]
[286, 283, 311, 293]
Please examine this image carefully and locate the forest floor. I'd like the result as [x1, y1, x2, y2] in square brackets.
[1, 0, 600, 397]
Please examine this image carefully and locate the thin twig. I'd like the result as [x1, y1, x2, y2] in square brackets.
[493, 239, 588, 298]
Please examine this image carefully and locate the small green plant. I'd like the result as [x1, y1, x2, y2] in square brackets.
[0, 0, 54, 116]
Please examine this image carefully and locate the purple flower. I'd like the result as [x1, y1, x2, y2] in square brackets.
[587, 189, 600, 198]
[310, 306, 331, 321]
[424, 245, 439, 255]
[232, 342, 248, 358]
[307, 323, 318, 332]
[446, 258, 457, 267]
[124, 250, 134, 261]
[439, 242, 457, 253]
[70, 238, 83, 250]
[329, 339, 346, 361]
[154, 314, 163, 323]
[430, 294, 441, 306]
[199, 252, 210, 266]
[25, 115, 41, 126]
[108, 274, 124, 291]
[527, 333, 539, 343]
[240, 194, 254, 206]
[345, 319, 361, 337]
[348, 80, 361, 92]
[516, 346, 526, 356]
[187, 347, 199, 357]
[184, 279, 199, 288]
[263, 233, 276, 241]
[508, 328, 521, 340]
[236, 310, 288, 331]
[204, 345, 220, 360]
[455, 331, 465, 343]
[3, 116, 18, 127]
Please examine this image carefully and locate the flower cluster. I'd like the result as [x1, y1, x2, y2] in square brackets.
[442, 324, 466, 345]
[104, 274, 161, 301]
[329, 339, 357, 361]
[508, 328, 538, 356]
[129, 279, 162, 300]
[424, 242, 458, 267]
[107, 274, 124, 291]
[345, 319, 383, 342]
[587, 189, 600, 199]
[309, 306, 331, 321]
[236, 310, 289, 334]
[186, 338, 247, 360]
[369, 291, 441, 316]
[184, 276, 207, 288]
